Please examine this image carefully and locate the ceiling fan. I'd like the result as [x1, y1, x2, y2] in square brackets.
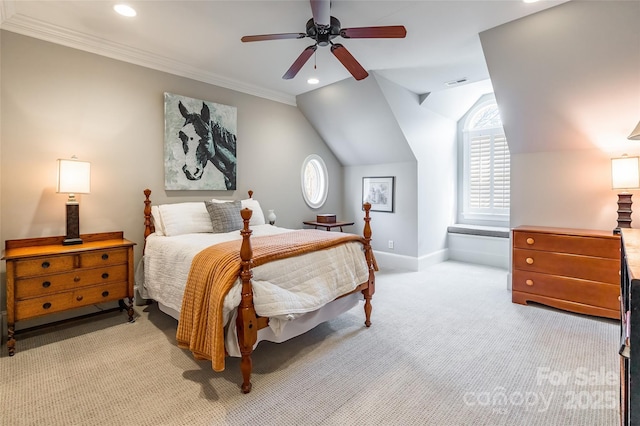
[240, 0, 407, 81]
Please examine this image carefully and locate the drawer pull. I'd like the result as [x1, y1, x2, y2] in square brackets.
[76, 295, 83, 302]
[526, 257, 534, 265]
[526, 238, 535, 245]
[73, 276, 81, 283]
[43, 302, 51, 309]
[102, 273, 109, 279]
[102, 291, 110, 297]
[42, 281, 51, 288]
[102, 254, 109, 260]
[41, 261, 50, 269]
[526, 279, 534, 286]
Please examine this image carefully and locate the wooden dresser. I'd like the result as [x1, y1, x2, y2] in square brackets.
[2, 231, 135, 356]
[512, 226, 620, 319]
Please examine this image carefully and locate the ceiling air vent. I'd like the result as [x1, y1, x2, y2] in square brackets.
[445, 78, 468, 87]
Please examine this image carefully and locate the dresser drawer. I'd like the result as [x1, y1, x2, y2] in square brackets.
[14, 255, 76, 277]
[15, 264, 128, 299]
[14, 281, 129, 321]
[79, 248, 128, 268]
[513, 270, 619, 310]
[513, 248, 620, 284]
[513, 231, 619, 259]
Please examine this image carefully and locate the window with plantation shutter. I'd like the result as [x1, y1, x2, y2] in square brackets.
[462, 99, 510, 223]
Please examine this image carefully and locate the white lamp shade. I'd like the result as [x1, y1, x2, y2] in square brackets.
[629, 121, 640, 140]
[57, 159, 91, 194]
[612, 156, 640, 189]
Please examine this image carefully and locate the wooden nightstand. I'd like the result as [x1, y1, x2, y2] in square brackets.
[303, 220, 355, 232]
[2, 231, 135, 356]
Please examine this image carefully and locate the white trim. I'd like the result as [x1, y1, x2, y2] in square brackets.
[301, 154, 329, 209]
[0, 11, 296, 106]
[373, 249, 448, 272]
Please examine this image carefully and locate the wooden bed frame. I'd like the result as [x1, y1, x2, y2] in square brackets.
[142, 189, 376, 393]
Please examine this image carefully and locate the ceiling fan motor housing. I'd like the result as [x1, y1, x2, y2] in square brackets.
[306, 16, 341, 46]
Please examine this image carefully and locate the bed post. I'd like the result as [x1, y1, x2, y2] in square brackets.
[143, 189, 155, 254]
[237, 207, 258, 393]
[362, 202, 375, 327]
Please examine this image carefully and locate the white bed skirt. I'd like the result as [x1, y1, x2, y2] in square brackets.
[157, 293, 362, 357]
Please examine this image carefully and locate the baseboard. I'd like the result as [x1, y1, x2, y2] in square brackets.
[373, 249, 448, 272]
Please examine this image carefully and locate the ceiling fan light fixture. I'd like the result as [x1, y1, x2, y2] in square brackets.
[241, 0, 406, 82]
[307, 78, 320, 85]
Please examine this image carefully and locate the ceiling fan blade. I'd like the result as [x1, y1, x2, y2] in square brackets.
[340, 26, 407, 39]
[310, 0, 330, 27]
[283, 45, 317, 80]
[330, 43, 369, 81]
[241, 33, 306, 42]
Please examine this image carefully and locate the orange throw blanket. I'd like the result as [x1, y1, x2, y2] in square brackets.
[176, 230, 366, 371]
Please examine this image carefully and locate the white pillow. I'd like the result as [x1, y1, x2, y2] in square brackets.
[157, 202, 214, 236]
[151, 205, 165, 236]
[241, 198, 266, 226]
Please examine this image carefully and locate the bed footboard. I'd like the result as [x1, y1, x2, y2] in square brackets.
[361, 202, 375, 327]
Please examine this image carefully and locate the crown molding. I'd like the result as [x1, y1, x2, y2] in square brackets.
[0, 10, 297, 106]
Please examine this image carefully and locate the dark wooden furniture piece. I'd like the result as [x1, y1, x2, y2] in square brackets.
[619, 228, 640, 426]
[2, 232, 135, 356]
[512, 226, 620, 319]
[302, 220, 354, 232]
[143, 189, 376, 393]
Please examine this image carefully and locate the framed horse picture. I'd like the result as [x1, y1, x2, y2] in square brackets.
[164, 92, 237, 190]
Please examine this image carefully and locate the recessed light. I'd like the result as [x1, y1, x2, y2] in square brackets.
[307, 78, 319, 85]
[523, 0, 539, 3]
[114, 4, 137, 17]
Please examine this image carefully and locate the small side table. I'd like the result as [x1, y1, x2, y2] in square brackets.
[303, 221, 354, 232]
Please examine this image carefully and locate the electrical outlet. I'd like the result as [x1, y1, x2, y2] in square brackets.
[388, 240, 394, 249]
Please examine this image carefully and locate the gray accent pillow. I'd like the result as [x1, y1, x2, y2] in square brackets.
[204, 200, 243, 233]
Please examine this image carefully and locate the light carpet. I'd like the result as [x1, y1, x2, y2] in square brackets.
[0, 261, 619, 425]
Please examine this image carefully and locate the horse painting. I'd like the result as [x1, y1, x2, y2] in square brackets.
[164, 93, 237, 190]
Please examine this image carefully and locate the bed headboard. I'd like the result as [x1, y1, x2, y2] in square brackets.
[142, 188, 255, 240]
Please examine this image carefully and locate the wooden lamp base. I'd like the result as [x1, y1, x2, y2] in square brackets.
[617, 192, 633, 229]
[63, 202, 83, 245]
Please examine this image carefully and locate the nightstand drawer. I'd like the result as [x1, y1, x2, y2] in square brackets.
[513, 248, 619, 284]
[14, 256, 76, 277]
[513, 231, 619, 258]
[14, 281, 129, 320]
[79, 248, 128, 267]
[15, 264, 128, 299]
[513, 270, 619, 310]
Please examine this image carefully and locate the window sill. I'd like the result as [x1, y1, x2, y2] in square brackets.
[447, 224, 510, 238]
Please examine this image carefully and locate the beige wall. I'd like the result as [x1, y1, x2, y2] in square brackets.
[0, 31, 343, 312]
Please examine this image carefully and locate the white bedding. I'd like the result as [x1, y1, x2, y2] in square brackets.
[136, 224, 369, 349]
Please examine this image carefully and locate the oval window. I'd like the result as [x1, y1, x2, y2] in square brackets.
[301, 154, 328, 209]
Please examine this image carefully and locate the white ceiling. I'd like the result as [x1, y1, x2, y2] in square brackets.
[0, 0, 566, 106]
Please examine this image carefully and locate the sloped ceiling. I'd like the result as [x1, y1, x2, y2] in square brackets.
[480, 0, 640, 155]
[297, 72, 494, 166]
[296, 75, 415, 166]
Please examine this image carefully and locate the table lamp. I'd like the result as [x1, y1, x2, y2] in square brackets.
[611, 154, 640, 229]
[57, 157, 91, 245]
